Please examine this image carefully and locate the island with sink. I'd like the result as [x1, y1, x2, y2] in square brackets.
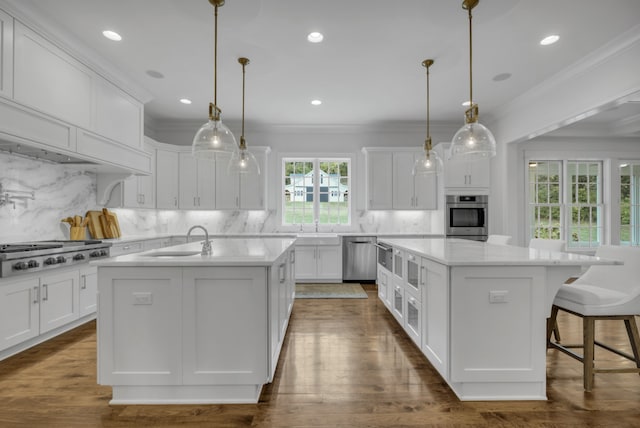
[93, 234, 296, 404]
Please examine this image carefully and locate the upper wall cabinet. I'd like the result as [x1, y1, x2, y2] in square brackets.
[156, 148, 180, 209]
[365, 150, 393, 210]
[93, 78, 143, 150]
[13, 21, 92, 129]
[393, 152, 437, 210]
[215, 149, 268, 210]
[179, 152, 216, 210]
[0, 9, 13, 99]
[435, 143, 490, 194]
[364, 148, 438, 210]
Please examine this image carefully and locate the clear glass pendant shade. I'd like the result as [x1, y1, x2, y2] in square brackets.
[449, 121, 496, 160]
[412, 149, 442, 175]
[228, 146, 260, 175]
[192, 118, 237, 158]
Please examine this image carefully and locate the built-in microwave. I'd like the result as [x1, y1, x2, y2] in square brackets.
[375, 242, 393, 271]
[445, 195, 488, 241]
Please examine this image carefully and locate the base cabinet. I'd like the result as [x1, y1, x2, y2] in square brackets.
[0, 266, 92, 360]
[97, 248, 295, 404]
[295, 244, 342, 282]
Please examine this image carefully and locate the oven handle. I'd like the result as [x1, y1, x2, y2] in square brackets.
[374, 243, 392, 252]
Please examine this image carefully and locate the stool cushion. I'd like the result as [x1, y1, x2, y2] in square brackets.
[556, 283, 627, 306]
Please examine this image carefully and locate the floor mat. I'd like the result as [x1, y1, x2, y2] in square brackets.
[295, 283, 368, 299]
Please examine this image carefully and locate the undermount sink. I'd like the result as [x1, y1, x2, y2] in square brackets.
[295, 233, 340, 245]
[145, 250, 202, 257]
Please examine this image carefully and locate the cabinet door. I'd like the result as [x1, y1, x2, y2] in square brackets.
[156, 150, 179, 209]
[367, 151, 393, 209]
[40, 270, 79, 334]
[444, 157, 490, 190]
[98, 267, 182, 385]
[422, 259, 449, 378]
[196, 158, 216, 209]
[0, 9, 13, 99]
[316, 246, 342, 280]
[182, 267, 267, 385]
[404, 290, 421, 347]
[0, 277, 39, 351]
[14, 22, 91, 128]
[214, 153, 240, 209]
[391, 279, 404, 324]
[240, 151, 266, 210]
[294, 246, 317, 281]
[121, 175, 140, 207]
[377, 266, 388, 303]
[392, 152, 415, 209]
[179, 153, 198, 209]
[414, 161, 438, 209]
[94, 78, 143, 149]
[79, 266, 97, 317]
[468, 158, 490, 188]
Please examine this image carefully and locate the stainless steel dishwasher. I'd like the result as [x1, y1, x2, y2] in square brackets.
[342, 236, 377, 282]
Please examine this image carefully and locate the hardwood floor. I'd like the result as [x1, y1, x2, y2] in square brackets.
[1, 284, 639, 427]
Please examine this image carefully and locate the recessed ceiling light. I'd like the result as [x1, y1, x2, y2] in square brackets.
[307, 32, 324, 43]
[179, 98, 192, 105]
[493, 72, 512, 82]
[540, 35, 559, 46]
[102, 30, 122, 41]
[311, 99, 322, 106]
[146, 70, 164, 79]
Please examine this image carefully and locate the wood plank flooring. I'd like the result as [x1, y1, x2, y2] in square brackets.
[1, 284, 639, 427]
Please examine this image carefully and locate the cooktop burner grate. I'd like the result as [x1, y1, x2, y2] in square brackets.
[0, 243, 64, 253]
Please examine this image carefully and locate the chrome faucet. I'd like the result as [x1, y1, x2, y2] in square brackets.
[187, 225, 212, 255]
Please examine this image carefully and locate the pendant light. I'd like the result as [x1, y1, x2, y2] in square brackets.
[449, 0, 496, 160]
[413, 59, 442, 175]
[192, 0, 236, 158]
[228, 57, 260, 175]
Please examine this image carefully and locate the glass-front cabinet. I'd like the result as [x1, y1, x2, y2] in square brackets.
[406, 253, 420, 294]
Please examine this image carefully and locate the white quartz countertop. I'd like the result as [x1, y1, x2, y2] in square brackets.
[379, 238, 622, 267]
[93, 237, 296, 267]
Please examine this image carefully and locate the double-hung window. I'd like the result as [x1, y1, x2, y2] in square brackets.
[620, 162, 640, 246]
[282, 158, 350, 226]
[528, 160, 603, 248]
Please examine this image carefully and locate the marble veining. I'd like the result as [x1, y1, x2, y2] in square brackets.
[1, 152, 442, 243]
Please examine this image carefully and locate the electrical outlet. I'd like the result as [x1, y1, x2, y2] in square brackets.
[133, 292, 153, 305]
[489, 290, 508, 303]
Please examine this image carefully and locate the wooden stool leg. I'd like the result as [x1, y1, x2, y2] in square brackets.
[624, 316, 640, 373]
[584, 317, 595, 391]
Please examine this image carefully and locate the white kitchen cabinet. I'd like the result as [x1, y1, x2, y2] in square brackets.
[93, 78, 143, 150]
[377, 265, 389, 307]
[436, 143, 490, 192]
[13, 21, 92, 129]
[421, 258, 449, 379]
[393, 152, 437, 210]
[365, 150, 393, 210]
[0, 9, 13, 99]
[179, 153, 215, 209]
[78, 266, 97, 317]
[39, 269, 79, 334]
[120, 143, 155, 208]
[109, 241, 144, 257]
[295, 244, 342, 282]
[215, 151, 267, 210]
[156, 149, 180, 209]
[0, 276, 39, 351]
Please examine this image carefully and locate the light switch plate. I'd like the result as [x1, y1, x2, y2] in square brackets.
[489, 290, 508, 303]
[133, 292, 153, 305]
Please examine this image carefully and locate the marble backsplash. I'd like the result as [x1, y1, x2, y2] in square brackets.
[0, 152, 442, 243]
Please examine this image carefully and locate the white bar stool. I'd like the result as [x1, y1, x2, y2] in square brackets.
[547, 245, 640, 391]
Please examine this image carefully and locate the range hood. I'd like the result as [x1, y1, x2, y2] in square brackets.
[0, 140, 98, 165]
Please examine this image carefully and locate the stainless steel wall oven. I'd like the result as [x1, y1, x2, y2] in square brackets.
[445, 195, 488, 241]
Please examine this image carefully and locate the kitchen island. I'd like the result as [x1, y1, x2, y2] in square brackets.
[377, 238, 620, 401]
[93, 237, 296, 404]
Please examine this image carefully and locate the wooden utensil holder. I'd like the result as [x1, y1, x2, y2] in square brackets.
[70, 226, 87, 240]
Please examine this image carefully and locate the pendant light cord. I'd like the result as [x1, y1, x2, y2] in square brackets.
[241, 60, 246, 139]
[426, 63, 430, 144]
[214, 5, 218, 109]
[468, 6, 473, 108]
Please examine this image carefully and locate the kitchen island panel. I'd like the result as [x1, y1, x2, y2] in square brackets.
[98, 267, 182, 386]
[182, 267, 268, 385]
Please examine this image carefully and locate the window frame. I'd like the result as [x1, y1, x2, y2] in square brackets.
[619, 161, 640, 246]
[280, 156, 352, 230]
[526, 158, 604, 249]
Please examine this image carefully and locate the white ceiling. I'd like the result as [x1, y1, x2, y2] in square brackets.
[7, 0, 640, 136]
